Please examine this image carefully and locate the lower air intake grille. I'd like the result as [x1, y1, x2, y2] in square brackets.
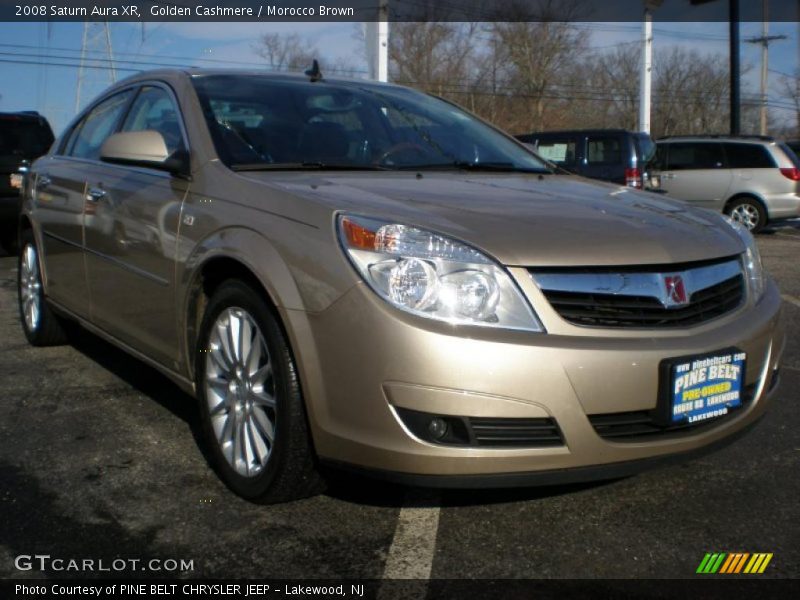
[588, 383, 756, 441]
[469, 417, 563, 447]
[394, 407, 564, 448]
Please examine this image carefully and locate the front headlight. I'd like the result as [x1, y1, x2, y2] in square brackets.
[337, 215, 544, 332]
[724, 216, 765, 301]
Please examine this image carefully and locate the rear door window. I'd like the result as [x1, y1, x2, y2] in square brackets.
[724, 143, 776, 168]
[665, 142, 724, 170]
[586, 136, 622, 165]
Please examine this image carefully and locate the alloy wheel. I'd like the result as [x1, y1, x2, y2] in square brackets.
[729, 203, 760, 231]
[20, 244, 42, 332]
[204, 307, 277, 477]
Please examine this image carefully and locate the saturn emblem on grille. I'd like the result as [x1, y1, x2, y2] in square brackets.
[663, 274, 689, 307]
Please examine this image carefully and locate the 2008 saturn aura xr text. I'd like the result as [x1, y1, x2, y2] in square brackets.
[17, 69, 784, 502]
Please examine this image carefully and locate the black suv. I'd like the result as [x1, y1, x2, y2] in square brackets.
[1, 111, 54, 252]
[515, 129, 655, 189]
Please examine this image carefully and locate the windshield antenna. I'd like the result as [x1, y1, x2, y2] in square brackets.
[305, 59, 323, 82]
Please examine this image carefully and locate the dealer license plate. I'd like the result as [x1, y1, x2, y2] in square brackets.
[670, 351, 746, 424]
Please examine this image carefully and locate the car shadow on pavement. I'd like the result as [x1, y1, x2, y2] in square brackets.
[0, 461, 193, 579]
[62, 324, 213, 464]
[324, 470, 621, 508]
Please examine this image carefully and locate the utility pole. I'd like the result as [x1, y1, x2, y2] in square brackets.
[75, 22, 117, 113]
[746, 0, 786, 135]
[365, 0, 389, 82]
[639, 1, 661, 133]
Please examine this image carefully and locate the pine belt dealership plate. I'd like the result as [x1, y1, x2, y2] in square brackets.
[668, 350, 746, 424]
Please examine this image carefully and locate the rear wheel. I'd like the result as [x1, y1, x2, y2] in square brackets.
[196, 280, 324, 503]
[17, 231, 67, 346]
[725, 197, 767, 233]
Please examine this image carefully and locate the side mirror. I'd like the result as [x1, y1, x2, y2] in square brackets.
[100, 130, 190, 179]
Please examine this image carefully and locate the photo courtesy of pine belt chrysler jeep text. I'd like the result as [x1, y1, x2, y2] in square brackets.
[17, 69, 784, 503]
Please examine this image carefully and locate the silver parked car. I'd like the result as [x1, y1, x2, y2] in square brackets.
[652, 136, 800, 233]
[17, 70, 784, 503]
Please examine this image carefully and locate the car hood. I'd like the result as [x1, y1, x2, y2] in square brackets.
[244, 172, 744, 267]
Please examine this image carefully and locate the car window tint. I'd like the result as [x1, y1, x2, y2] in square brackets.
[665, 143, 724, 170]
[586, 136, 621, 165]
[0, 118, 54, 156]
[779, 142, 800, 168]
[724, 143, 776, 169]
[635, 134, 656, 163]
[651, 144, 668, 170]
[121, 86, 185, 155]
[536, 139, 577, 166]
[68, 91, 132, 160]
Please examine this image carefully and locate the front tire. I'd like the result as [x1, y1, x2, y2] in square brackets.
[196, 280, 324, 503]
[725, 197, 767, 233]
[17, 231, 67, 346]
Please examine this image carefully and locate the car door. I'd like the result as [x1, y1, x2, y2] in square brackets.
[34, 91, 133, 316]
[658, 142, 731, 210]
[82, 84, 188, 368]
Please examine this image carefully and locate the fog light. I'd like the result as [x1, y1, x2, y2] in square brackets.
[428, 417, 449, 440]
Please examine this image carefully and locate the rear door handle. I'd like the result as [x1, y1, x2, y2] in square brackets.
[86, 187, 107, 202]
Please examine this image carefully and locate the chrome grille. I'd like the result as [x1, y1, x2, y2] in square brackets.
[531, 258, 745, 328]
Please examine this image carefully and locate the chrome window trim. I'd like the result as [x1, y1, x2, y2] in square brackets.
[530, 258, 743, 309]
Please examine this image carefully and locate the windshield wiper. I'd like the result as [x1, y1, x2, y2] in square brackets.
[231, 162, 391, 172]
[397, 161, 551, 173]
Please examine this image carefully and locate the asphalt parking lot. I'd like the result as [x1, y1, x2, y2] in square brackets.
[1, 222, 798, 588]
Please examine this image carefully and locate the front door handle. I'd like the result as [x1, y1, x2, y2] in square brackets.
[86, 187, 107, 202]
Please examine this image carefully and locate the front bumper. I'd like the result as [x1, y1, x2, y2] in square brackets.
[287, 275, 784, 481]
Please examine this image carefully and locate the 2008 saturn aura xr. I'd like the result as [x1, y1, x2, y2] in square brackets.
[18, 69, 784, 502]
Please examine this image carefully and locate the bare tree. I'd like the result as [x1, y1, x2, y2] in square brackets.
[254, 32, 316, 72]
[254, 32, 361, 78]
[778, 71, 800, 137]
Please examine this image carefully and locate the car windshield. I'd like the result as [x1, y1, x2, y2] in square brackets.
[191, 75, 550, 173]
[0, 117, 54, 157]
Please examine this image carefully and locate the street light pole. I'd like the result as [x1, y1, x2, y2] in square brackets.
[639, 8, 653, 133]
[729, 0, 740, 135]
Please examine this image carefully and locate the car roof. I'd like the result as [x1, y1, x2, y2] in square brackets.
[657, 135, 775, 144]
[110, 67, 406, 92]
[521, 129, 640, 136]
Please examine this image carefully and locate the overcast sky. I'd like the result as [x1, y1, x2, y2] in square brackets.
[0, 20, 796, 134]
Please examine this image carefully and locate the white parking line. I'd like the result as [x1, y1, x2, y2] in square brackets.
[782, 294, 800, 309]
[380, 490, 441, 586]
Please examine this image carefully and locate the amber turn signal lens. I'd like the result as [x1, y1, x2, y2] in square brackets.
[341, 216, 376, 250]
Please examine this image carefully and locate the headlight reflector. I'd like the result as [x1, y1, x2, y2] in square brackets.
[339, 215, 543, 331]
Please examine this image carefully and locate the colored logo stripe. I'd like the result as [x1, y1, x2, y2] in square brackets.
[744, 553, 773, 574]
[697, 553, 726, 574]
[697, 553, 773, 574]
